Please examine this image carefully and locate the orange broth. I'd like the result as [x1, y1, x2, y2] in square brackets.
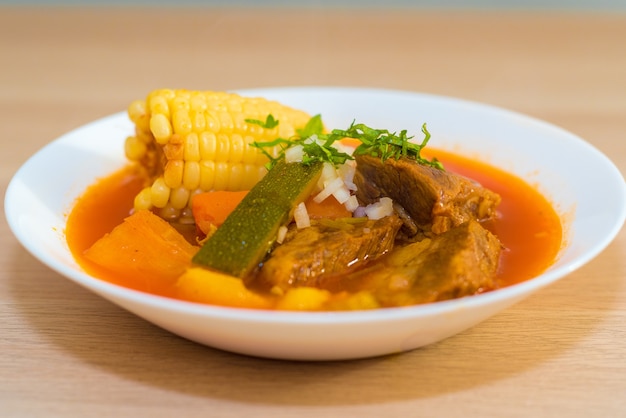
[66, 150, 562, 298]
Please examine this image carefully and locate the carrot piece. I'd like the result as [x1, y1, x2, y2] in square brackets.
[304, 195, 352, 219]
[191, 190, 248, 235]
[83, 210, 198, 287]
[176, 267, 275, 309]
[339, 137, 361, 149]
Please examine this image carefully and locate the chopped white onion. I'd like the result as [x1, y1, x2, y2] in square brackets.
[294, 202, 311, 229]
[364, 197, 394, 220]
[353, 206, 366, 218]
[276, 225, 288, 243]
[337, 162, 357, 191]
[285, 144, 304, 163]
[317, 162, 337, 190]
[299, 157, 372, 219]
[313, 176, 344, 203]
[344, 195, 360, 212]
[332, 184, 351, 204]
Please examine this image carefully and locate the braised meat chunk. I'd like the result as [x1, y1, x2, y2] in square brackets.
[332, 219, 502, 306]
[354, 155, 501, 235]
[257, 214, 403, 291]
[254, 150, 504, 308]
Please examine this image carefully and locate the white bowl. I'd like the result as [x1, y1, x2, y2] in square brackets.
[5, 87, 625, 361]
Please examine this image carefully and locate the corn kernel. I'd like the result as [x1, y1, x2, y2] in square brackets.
[127, 100, 146, 124]
[218, 111, 234, 133]
[134, 187, 153, 211]
[159, 204, 181, 221]
[243, 164, 267, 189]
[241, 136, 259, 164]
[150, 177, 170, 208]
[228, 163, 244, 190]
[190, 110, 206, 133]
[170, 186, 190, 210]
[247, 122, 263, 138]
[229, 133, 244, 163]
[171, 95, 190, 112]
[149, 95, 170, 119]
[135, 128, 153, 144]
[227, 97, 243, 113]
[205, 112, 220, 133]
[124, 136, 147, 161]
[213, 162, 229, 190]
[189, 94, 207, 112]
[183, 161, 200, 190]
[242, 101, 258, 116]
[172, 109, 192, 135]
[184, 133, 201, 162]
[199, 131, 217, 161]
[199, 160, 215, 191]
[232, 113, 249, 134]
[215, 133, 230, 162]
[150, 113, 172, 144]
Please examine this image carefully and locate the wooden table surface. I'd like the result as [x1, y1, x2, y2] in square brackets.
[2, 6, 625, 417]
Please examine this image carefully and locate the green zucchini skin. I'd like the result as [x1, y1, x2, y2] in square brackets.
[192, 159, 323, 278]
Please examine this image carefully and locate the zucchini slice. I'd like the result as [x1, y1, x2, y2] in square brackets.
[192, 159, 323, 278]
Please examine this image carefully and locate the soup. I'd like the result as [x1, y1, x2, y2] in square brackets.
[66, 147, 562, 307]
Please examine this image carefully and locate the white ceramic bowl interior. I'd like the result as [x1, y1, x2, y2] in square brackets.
[5, 87, 625, 360]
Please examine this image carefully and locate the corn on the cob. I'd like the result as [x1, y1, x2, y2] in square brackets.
[125, 89, 312, 223]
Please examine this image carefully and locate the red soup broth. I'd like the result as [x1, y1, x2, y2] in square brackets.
[66, 150, 563, 296]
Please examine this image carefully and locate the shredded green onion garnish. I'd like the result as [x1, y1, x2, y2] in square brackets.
[245, 114, 279, 129]
[249, 114, 444, 170]
[339, 122, 443, 170]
